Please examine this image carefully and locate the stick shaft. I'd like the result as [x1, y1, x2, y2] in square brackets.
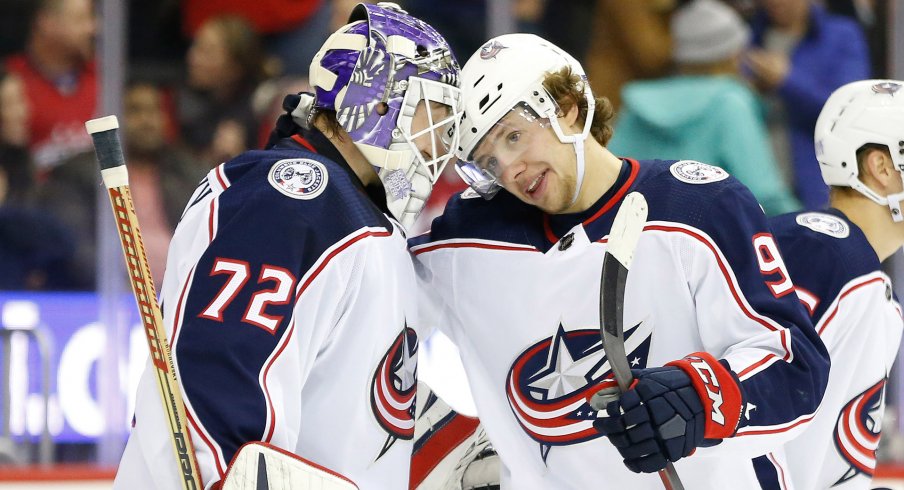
[599, 192, 683, 490]
[87, 116, 203, 490]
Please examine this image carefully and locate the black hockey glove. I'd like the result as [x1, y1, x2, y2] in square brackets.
[593, 352, 744, 474]
[265, 93, 313, 149]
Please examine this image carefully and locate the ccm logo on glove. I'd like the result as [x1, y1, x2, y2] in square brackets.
[687, 358, 724, 425]
[667, 352, 743, 439]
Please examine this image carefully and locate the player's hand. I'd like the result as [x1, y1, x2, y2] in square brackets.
[593, 352, 744, 473]
[743, 49, 790, 92]
[593, 367, 705, 473]
[265, 93, 314, 149]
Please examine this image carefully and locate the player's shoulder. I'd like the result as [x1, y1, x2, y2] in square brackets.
[637, 158, 740, 193]
[770, 210, 879, 280]
[410, 189, 542, 248]
[219, 148, 392, 233]
[633, 158, 756, 224]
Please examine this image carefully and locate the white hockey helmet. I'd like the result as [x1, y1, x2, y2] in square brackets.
[815, 79, 904, 221]
[454, 33, 594, 201]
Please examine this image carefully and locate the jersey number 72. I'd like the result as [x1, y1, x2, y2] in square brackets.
[199, 257, 297, 334]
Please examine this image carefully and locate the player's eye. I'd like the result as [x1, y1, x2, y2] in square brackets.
[507, 131, 521, 144]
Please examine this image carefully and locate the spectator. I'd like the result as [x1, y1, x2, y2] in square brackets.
[583, 0, 680, 111]
[744, 0, 870, 209]
[121, 82, 207, 280]
[0, 70, 32, 205]
[825, 0, 888, 77]
[4, 0, 98, 172]
[182, 0, 331, 77]
[177, 15, 267, 168]
[0, 68, 74, 290]
[37, 81, 206, 289]
[609, 0, 800, 215]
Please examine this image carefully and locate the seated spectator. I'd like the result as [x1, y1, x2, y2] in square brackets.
[4, 0, 98, 172]
[0, 68, 74, 290]
[609, 0, 799, 215]
[0, 69, 32, 205]
[744, 0, 870, 209]
[37, 81, 207, 289]
[177, 15, 268, 168]
[182, 0, 331, 77]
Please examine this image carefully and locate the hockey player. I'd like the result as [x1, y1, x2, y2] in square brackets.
[766, 80, 904, 489]
[409, 33, 830, 488]
[114, 3, 461, 489]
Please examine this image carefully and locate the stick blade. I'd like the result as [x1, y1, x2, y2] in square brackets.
[606, 192, 648, 269]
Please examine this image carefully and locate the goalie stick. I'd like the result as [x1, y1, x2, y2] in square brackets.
[86, 116, 203, 490]
[596, 192, 684, 490]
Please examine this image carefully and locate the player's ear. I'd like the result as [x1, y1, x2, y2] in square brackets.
[863, 148, 895, 191]
[558, 96, 580, 134]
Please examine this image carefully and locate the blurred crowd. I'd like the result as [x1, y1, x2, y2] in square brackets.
[0, 0, 889, 291]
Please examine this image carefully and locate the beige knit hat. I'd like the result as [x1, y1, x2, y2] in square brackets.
[672, 0, 751, 63]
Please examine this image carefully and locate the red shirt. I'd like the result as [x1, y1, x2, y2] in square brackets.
[5, 54, 97, 170]
[183, 0, 323, 36]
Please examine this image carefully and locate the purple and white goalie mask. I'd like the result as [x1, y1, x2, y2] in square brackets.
[309, 2, 462, 230]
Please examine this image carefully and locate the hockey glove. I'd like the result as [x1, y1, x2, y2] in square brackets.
[593, 352, 744, 473]
[265, 93, 316, 149]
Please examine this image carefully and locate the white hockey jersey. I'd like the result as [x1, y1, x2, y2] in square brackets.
[769, 210, 903, 490]
[115, 130, 419, 489]
[410, 159, 830, 489]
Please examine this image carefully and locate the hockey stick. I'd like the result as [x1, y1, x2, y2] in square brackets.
[86, 116, 203, 490]
[597, 192, 684, 490]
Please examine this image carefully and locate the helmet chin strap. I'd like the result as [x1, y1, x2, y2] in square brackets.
[849, 172, 904, 222]
[569, 138, 586, 208]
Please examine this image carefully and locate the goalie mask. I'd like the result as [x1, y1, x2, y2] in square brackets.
[815, 80, 904, 221]
[454, 33, 594, 203]
[305, 2, 461, 230]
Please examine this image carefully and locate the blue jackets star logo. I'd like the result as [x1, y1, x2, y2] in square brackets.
[371, 326, 418, 460]
[833, 378, 886, 484]
[506, 320, 653, 457]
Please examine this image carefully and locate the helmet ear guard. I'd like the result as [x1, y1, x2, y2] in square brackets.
[815, 80, 904, 221]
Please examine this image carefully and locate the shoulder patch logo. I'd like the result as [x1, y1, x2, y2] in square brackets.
[268, 158, 328, 200]
[669, 160, 729, 184]
[796, 212, 849, 239]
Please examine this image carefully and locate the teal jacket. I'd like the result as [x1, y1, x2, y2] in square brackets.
[609, 75, 800, 215]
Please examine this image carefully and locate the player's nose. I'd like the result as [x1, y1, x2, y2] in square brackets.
[499, 156, 527, 187]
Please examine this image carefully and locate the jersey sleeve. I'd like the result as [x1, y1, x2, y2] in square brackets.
[680, 181, 829, 457]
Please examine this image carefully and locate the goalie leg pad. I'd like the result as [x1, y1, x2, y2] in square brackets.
[219, 442, 358, 490]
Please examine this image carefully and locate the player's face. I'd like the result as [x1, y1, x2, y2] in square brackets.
[469, 106, 577, 213]
[409, 100, 458, 169]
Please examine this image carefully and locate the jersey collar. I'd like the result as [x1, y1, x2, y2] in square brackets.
[543, 158, 640, 243]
